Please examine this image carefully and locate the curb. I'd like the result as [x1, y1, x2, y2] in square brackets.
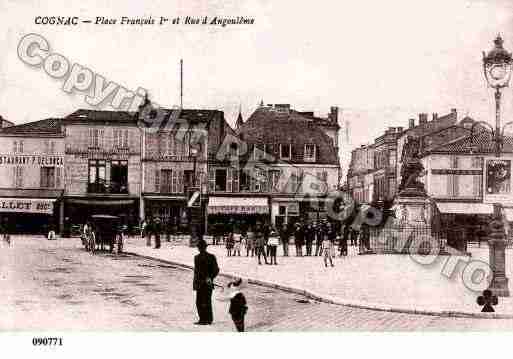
[125, 250, 513, 320]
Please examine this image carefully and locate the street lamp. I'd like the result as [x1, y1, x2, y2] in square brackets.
[483, 34, 512, 157]
[482, 35, 513, 297]
[189, 146, 201, 247]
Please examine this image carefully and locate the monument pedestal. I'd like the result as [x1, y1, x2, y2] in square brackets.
[394, 194, 431, 227]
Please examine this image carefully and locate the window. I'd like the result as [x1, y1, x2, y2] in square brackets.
[184, 170, 194, 189]
[50, 141, 55, 154]
[88, 160, 106, 192]
[167, 135, 176, 156]
[316, 171, 328, 183]
[13, 141, 24, 154]
[111, 160, 128, 193]
[14, 166, 23, 188]
[113, 129, 129, 148]
[279, 206, 286, 216]
[280, 144, 291, 160]
[450, 156, 459, 169]
[40, 167, 56, 188]
[447, 174, 459, 197]
[389, 151, 396, 167]
[473, 175, 483, 197]
[304, 144, 316, 162]
[471, 157, 483, 169]
[89, 128, 104, 148]
[215, 169, 227, 191]
[160, 169, 173, 193]
[269, 170, 281, 192]
[239, 170, 250, 191]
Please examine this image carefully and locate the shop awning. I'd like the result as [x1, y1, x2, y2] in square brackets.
[66, 198, 135, 206]
[436, 202, 493, 215]
[0, 198, 56, 214]
[208, 197, 268, 215]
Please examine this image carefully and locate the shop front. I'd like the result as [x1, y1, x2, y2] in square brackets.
[64, 197, 139, 229]
[434, 201, 493, 249]
[207, 196, 269, 232]
[0, 191, 62, 234]
[271, 196, 329, 226]
[142, 196, 190, 234]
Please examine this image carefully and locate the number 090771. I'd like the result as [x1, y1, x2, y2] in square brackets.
[32, 337, 63, 346]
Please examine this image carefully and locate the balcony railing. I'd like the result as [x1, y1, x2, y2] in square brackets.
[88, 182, 129, 194]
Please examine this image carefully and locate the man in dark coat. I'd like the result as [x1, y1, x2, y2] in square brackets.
[193, 239, 220, 325]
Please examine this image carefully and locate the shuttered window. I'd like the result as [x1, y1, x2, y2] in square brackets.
[155, 169, 160, 192]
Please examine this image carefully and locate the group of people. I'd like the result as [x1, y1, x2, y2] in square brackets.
[222, 219, 368, 268]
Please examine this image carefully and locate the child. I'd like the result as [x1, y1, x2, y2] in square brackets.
[233, 231, 242, 256]
[322, 235, 334, 267]
[228, 278, 248, 332]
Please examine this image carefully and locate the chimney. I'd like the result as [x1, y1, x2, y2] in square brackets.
[330, 106, 339, 123]
[451, 108, 457, 118]
[419, 113, 428, 125]
[408, 118, 415, 129]
[432, 113, 438, 121]
[397, 126, 404, 133]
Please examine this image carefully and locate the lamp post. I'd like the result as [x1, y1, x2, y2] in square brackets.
[189, 147, 201, 247]
[482, 35, 513, 297]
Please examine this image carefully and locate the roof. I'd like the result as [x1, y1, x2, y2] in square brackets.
[237, 107, 339, 165]
[403, 111, 458, 137]
[0, 118, 63, 135]
[65, 108, 222, 129]
[65, 109, 136, 123]
[428, 131, 513, 154]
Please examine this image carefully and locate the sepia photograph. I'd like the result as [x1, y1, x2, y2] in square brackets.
[1, 0, 513, 357]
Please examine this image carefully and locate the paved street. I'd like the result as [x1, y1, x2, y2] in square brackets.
[126, 237, 513, 315]
[2, 236, 513, 331]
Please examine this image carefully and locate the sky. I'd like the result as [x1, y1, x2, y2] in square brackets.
[1, 0, 513, 175]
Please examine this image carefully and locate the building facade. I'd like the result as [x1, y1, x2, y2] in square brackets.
[0, 119, 65, 233]
[62, 110, 142, 228]
[214, 103, 341, 227]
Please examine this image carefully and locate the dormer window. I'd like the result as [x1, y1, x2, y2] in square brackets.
[280, 144, 291, 160]
[304, 144, 316, 162]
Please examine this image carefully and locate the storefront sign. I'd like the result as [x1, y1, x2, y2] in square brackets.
[0, 198, 55, 214]
[209, 205, 268, 214]
[0, 155, 63, 166]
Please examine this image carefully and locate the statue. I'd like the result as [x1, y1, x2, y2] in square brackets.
[398, 135, 426, 197]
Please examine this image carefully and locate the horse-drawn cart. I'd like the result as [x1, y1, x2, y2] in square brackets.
[87, 215, 124, 254]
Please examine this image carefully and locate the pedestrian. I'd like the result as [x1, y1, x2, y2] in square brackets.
[193, 239, 220, 325]
[314, 222, 323, 256]
[255, 224, 268, 265]
[141, 218, 147, 240]
[322, 232, 335, 267]
[246, 226, 255, 257]
[279, 223, 289, 256]
[233, 228, 242, 256]
[154, 217, 162, 249]
[340, 223, 349, 256]
[305, 222, 315, 256]
[226, 230, 234, 257]
[227, 278, 248, 332]
[294, 222, 304, 257]
[145, 218, 153, 247]
[0, 219, 9, 247]
[263, 222, 271, 257]
[350, 227, 358, 246]
[268, 228, 279, 265]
